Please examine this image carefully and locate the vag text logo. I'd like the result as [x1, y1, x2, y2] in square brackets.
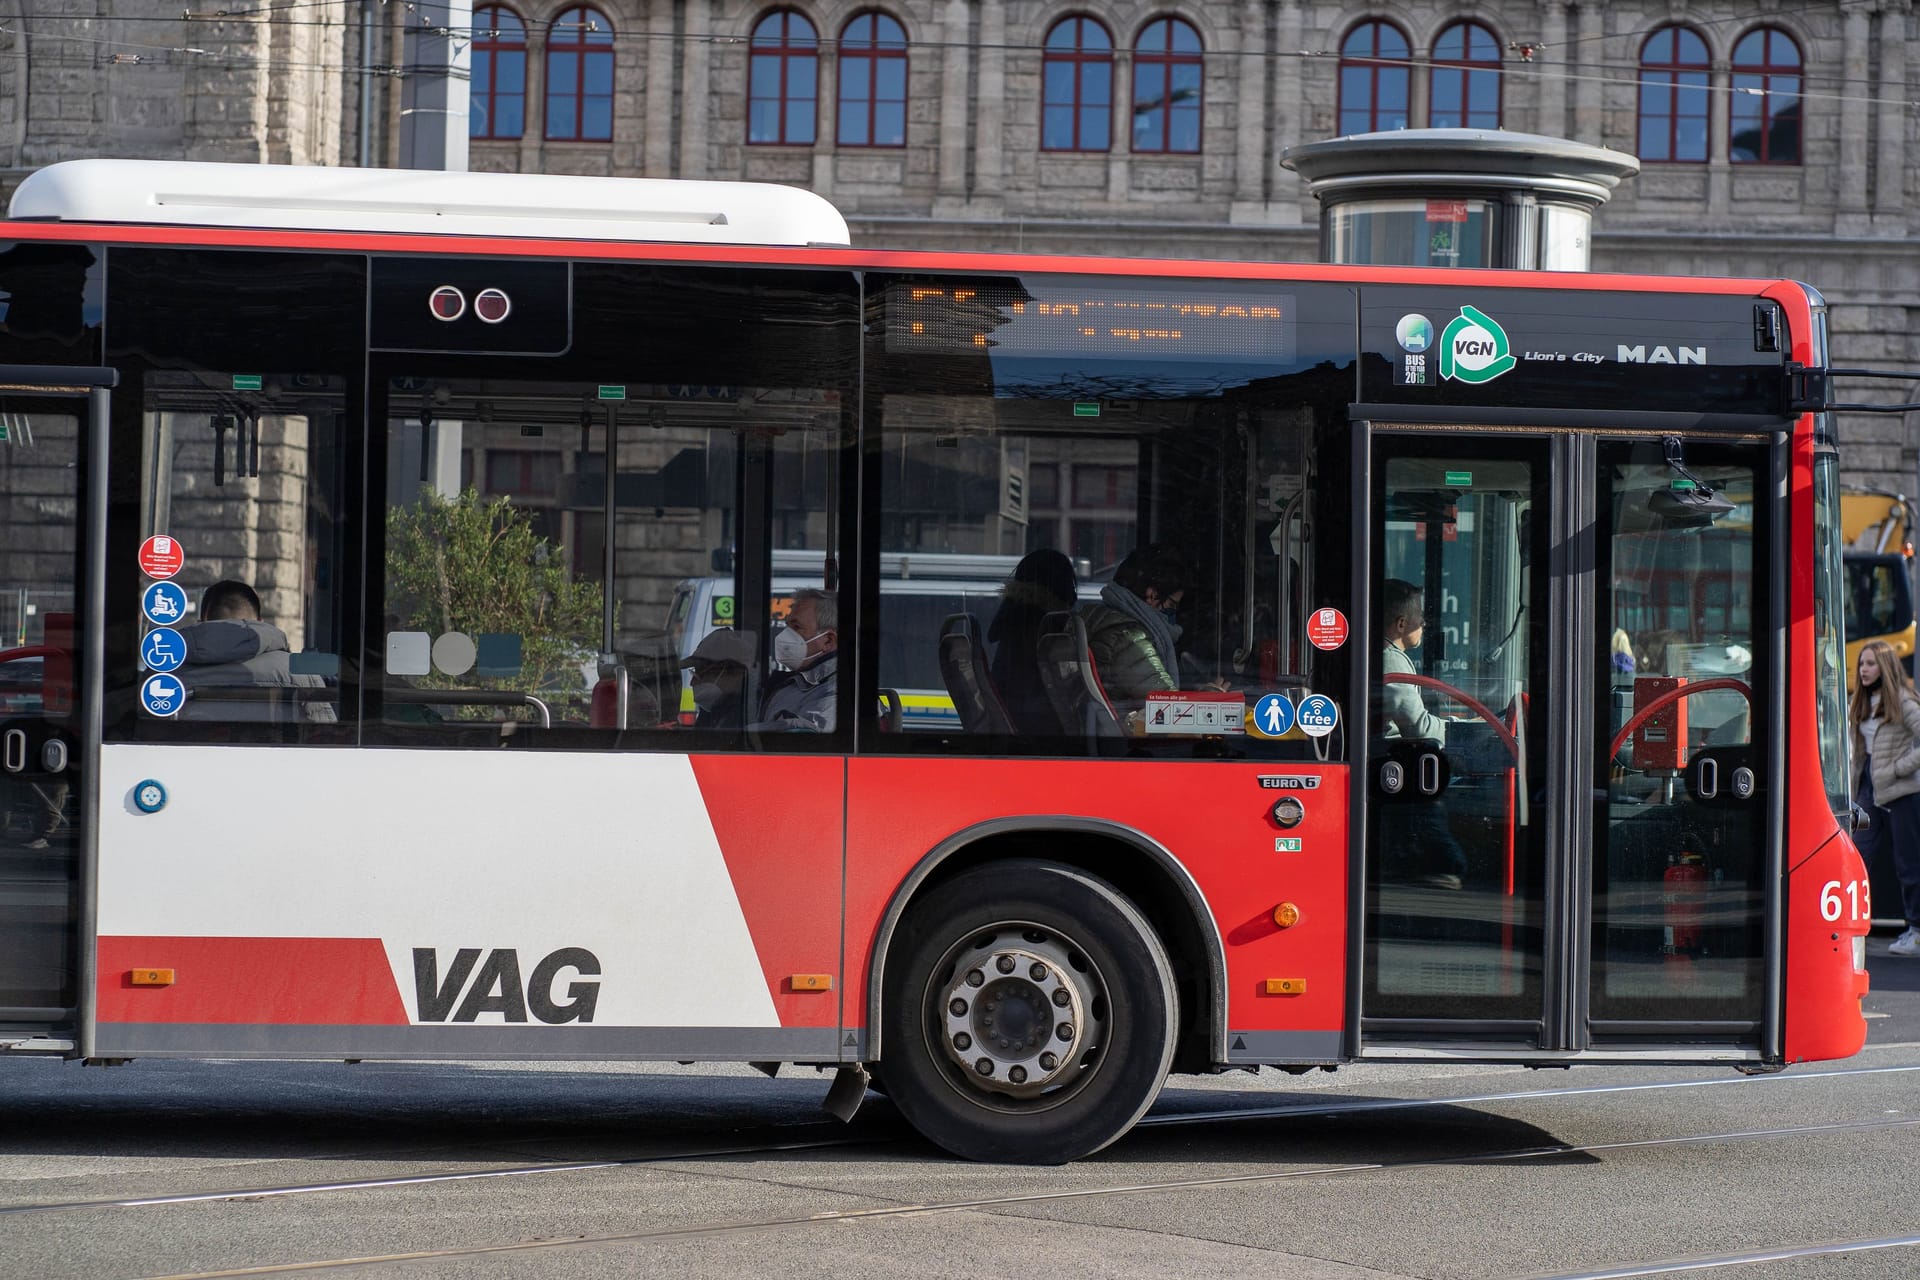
[413, 947, 601, 1023]
[1438, 306, 1517, 384]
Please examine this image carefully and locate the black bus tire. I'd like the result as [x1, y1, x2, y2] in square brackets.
[879, 859, 1178, 1164]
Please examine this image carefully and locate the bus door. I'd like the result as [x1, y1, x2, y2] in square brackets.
[0, 367, 112, 1055]
[1359, 427, 1775, 1057]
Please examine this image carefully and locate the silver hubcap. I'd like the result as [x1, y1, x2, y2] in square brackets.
[934, 929, 1101, 1100]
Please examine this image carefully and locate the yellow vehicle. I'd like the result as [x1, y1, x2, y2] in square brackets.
[1841, 487, 1917, 684]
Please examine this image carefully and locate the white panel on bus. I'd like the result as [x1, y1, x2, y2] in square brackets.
[8, 160, 851, 248]
[97, 744, 782, 1028]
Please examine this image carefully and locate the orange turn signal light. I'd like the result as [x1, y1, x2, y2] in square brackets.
[1263, 978, 1306, 996]
[130, 968, 175, 987]
[1272, 902, 1301, 929]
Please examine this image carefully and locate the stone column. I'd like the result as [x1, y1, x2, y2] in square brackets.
[1837, 1, 1871, 225]
[974, 0, 1007, 203]
[643, 0, 675, 175]
[1106, 49, 1131, 203]
[517, 28, 547, 172]
[1269, 0, 1303, 215]
[1535, 0, 1568, 138]
[1232, 0, 1268, 212]
[1874, 0, 1909, 228]
[812, 48, 838, 196]
[1572, 1, 1603, 145]
[1707, 56, 1730, 216]
[678, 0, 711, 177]
[937, 0, 971, 199]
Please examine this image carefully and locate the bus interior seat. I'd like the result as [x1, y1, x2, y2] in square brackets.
[1035, 611, 1124, 744]
[938, 613, 1014, 735]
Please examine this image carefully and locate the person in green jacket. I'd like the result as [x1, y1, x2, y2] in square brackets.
[1079, 545, 1192, 714]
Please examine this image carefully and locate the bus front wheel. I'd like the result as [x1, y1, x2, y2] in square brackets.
[880, 859, 1178, 1164]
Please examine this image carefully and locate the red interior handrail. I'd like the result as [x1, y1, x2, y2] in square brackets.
[0, 646, 62, 666]
[1608, 677, 1752, 761]
[1383, 672, 1519, 759]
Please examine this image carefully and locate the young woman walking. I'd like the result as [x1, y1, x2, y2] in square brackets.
[1852, 639, 1920, 956]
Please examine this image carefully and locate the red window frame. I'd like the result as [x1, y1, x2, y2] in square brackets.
[1428, 20, 1501, 130]
[837, 12, 908, 148]
[1730, 26, 1802, 165]
[1042, 16, 1114, 153]
[1638, 25, 1710, 163]
[544, 6, 614, 143]
[749, 9, 819, 146]
[470, 5, 528, 140]
[1131, 16, 1203, 155]
[1337, 20, 1410, 135]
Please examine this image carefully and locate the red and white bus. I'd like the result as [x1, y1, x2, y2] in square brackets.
[0, 161, 1871, 1163]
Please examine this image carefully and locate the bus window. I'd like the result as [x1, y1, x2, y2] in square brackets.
[376, 378, 842, 740]
[1813, 446, 1852, 813]
[864, 274, 1355, 755]
[133, 372, 348, 728]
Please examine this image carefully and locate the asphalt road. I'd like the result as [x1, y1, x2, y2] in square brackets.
[1, 942, 1914, 1280]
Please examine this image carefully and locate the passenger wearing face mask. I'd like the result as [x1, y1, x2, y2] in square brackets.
[681, 628, 756, 730]
[756, 587, 839, 733]
[1077, 545, 1194, 714]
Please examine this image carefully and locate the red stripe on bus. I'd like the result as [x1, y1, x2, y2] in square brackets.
[688, 756, 847, 1029]
[95, 937, 408, 1025]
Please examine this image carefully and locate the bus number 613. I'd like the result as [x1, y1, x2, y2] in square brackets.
[1820, 878, 1870, 923]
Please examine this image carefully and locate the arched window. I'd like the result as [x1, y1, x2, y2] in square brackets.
[1429, 20, 1500, 130]
[1042, 17, 1113, 152]
[471, 6, 527, 139]
[749, 9, 818, 145]
[544, 7, 614, 142]
[1638, 26, 1710, 162]
[1338, 21, 1410, 135]
[1731, 27, 1801, 164]
[1132, 17, 1202, 153]
[838, 12, 907, 147]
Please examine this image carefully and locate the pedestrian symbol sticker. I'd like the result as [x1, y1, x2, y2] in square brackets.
[1297, 694, 1340, 738]
[138, 534, 185, 580]
[140, 672, 185, 717]
[1250, 693, 1296, 739]
[141, 627, 186, 673]
[141, 581, 188, 626]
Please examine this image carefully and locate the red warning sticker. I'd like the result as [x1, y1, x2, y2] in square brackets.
[138, 534, 185, 580]
[1306, 607, 1348, 651]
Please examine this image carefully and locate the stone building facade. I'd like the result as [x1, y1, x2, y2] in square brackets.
[0, 0, 1914, 486]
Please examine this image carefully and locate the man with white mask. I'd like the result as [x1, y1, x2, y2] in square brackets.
[757, 587, 838, 733]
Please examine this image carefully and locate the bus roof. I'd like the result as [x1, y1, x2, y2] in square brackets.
[6, 160, 852, 248]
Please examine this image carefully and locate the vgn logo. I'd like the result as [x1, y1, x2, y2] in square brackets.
[1438, 305, 1517, 385]
[414, 947, 601, 1024]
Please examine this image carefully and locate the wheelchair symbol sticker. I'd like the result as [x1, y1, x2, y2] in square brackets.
[1250, 693, 1296, 739]
[140, 673, 185, 717]
[141, 627, 186, 673]
[142, 581, 188, 626]
[1297, 694, 1340, 738]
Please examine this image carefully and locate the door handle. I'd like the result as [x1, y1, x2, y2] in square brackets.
[1696, 757, 1718, 799]
[2, 728, 24, 773]
[1419, 752, 1442, 796]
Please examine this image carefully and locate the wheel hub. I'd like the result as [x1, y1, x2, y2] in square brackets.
[937, 937, 1088, 1099]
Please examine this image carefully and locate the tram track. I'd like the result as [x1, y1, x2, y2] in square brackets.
[124, 1113, 1920, 1278]
[3, 1060, 1915, 1219]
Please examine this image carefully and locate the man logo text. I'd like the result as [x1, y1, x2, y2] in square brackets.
[1617, 344, 1705, 365]
[413, 947, 601, 1023]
